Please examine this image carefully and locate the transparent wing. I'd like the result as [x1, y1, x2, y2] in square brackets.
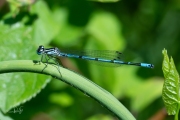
[59, 49, 123, 60]
[56, 49, 124, 67]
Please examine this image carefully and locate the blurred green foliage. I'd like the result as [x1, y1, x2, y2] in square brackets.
[0, 0, 179, 119]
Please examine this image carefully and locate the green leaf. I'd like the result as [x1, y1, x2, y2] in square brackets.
[131, 78, 163, 112]
[0, 111, 13, 120]
[162, 49, 180, 115]
[49, 92, 74, 107]
[0, 22, 50, 113]
[7, 0, 35, 16]
[162, 49, 170, 78]
[30, 0, 60, 45]
[51, 8, 86, 47]
[86, 11, 125, 50]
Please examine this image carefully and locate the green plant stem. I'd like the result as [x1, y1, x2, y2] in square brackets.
[0, 60, 136, 120]
[175, 103, 180, 120]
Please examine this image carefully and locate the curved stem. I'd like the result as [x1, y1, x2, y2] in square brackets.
[175, 102, 180, 120]
[0, 60, 136, 120]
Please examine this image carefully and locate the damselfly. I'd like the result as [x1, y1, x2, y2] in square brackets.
[37, 45, 154, 69]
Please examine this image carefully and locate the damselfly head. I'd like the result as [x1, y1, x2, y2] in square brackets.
[149, 64, 154, 68]
[37, 45, 44, 55]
